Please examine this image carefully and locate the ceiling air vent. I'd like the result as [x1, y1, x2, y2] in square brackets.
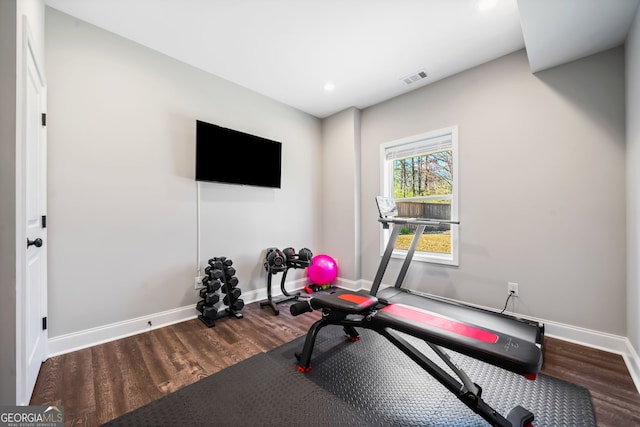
[401, 70, 428, 85]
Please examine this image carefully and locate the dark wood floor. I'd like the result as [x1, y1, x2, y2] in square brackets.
[31, 300, 640, 426]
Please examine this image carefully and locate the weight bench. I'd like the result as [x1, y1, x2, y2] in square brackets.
[290, 291, 542, 427]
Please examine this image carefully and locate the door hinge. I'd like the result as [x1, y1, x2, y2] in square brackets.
[41, 113, 47, 127]
[42, 317, 47, 331]
[41, 215, 47, 228]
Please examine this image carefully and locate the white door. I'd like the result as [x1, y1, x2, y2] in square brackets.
[19, 23, 47, 405]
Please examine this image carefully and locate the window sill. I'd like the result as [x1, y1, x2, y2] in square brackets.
[390, 249, 459, 266]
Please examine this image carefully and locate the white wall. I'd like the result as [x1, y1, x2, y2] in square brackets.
[627, 5, 640, 353]
[360, 48, 627, 335]
[45, 8, 321, 338]
[321, 107, 361, 281]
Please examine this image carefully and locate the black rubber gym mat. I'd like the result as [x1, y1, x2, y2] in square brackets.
[101, 327, 596, 427]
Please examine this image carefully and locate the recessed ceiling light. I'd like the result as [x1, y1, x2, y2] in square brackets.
[323, 82, 335, 92]
[476, 0, 498, 11]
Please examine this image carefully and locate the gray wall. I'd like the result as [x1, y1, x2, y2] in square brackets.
[321, 107, 361, 281]
[45, 8, 321, 337]
[0, 0, 18, 406]
[627, 6, 640, 353]
[360, 48, 627, 335]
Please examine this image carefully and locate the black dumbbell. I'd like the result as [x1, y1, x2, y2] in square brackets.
[298, 248, 313, 262]
[203, 292, 219, 305]
[282, 247, 296, 260]
[222, 287, 242, 299]
[196, 300, 206, 314]
[207, 279, 222, 292]
[208, 269, 223, 279]
[266, 248, 286, 268]
[213, 257, 234, 267]
[228, 298, 244, 311]
[224, 266, 236, 277]
[226, 276, 239, 287]
[205, 265, 220, 276]
[202, 305, 218, 320]
[208, 259, 223, 269]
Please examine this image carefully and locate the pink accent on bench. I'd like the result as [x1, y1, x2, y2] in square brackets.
[381, 304, 499, 344]
[338, 294, 374, 305]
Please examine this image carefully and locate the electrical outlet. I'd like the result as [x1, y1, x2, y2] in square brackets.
[507, 282, 519, 297]
[194, 276, 203, 289]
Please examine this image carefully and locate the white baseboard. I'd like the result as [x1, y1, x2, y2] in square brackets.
[47, 305, 198, 358]
[44, 276, 640, 395]
[541, 319, 628, 354]
[542, 319, 640, 393]
[46, 278, 309, 358]
[334, 277, 363, 291]
[623, 339, 640, 394]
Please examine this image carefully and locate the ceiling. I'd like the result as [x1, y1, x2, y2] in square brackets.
[44, 0, 639, 119]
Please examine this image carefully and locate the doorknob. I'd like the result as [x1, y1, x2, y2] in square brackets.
[27, 238, 43, 248]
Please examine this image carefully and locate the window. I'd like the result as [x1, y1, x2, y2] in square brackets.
[380, 126, 459, 265]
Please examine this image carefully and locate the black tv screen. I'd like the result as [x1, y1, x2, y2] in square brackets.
[195, 120, 282, 188]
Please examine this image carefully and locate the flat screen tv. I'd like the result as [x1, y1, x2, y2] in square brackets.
[195, 120, 282, 188]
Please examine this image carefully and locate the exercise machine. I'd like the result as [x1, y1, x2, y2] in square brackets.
[370, 196, 543, 344]
[289, 197, 544, 427]
[260, 247, 312, 315]
[290, 291, 540, 427]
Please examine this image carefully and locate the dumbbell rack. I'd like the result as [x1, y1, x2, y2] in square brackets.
[196, 256, 244, 327]
[260, 247, 312, 315]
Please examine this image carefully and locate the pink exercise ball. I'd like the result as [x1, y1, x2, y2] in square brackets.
[307, 254, 338, 285]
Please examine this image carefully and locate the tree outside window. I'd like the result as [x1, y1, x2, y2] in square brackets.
[381, 127, 458, 265]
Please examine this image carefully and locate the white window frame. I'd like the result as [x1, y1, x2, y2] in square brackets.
[379, 125, 459, 266]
